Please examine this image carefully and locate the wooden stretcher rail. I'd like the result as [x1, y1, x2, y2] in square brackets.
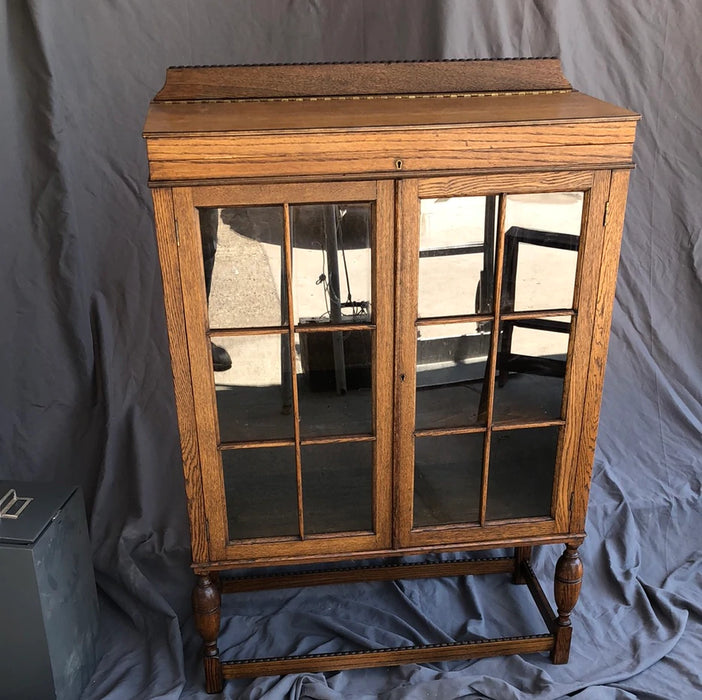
[221, 634, 555, 678]
[521, 560, 559, 634]
[195, 547, 582, 687]
[218, 552, 560, 679]
[220, 556, 515, 593]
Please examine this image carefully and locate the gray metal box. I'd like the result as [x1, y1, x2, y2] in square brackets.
[0, 481, 99, 700]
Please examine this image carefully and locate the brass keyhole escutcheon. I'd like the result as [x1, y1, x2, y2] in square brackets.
[395, 159, 403, 170]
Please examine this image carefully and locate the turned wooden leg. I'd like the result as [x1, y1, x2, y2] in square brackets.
[512, 546, 532, 584]
[551, 543, 583, 664]
[193, 573, 223, 693]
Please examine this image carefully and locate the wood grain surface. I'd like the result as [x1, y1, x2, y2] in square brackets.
[154, 59, 572, 102]
[551, 170, 610, 532]
[221, 556, 515, 593]
[172, 187, 228, 560]
[570, 170, 631, 532]
[145, 95, 637, 136]
[151, 188, 210, 563]
[221, 635, 554, 678]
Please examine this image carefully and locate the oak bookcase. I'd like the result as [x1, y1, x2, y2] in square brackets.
[143, 60, 638, 692]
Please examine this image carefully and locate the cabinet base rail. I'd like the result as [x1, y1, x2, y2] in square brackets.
[194, 545, 582, 692]
[222, 633, 554, 679]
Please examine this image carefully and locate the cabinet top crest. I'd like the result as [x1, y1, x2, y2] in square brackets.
[152, 58, 573, 102]
[143, 59, 638, 183]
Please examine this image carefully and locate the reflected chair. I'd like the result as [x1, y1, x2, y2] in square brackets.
[497, 226, 578, 387]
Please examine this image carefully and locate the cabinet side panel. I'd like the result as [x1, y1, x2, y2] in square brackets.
[554, 170, 610, 532]
[570, 170, 631, 532]
[172, 188, 228, 561]
[152, 187, 210, 563]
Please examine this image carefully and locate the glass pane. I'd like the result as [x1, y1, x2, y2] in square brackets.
[502, 192, 584, 312]
[296, 330, 373, 438]
[291, 204, 372, 326]
[198, 206, 286, 329]
[223, 446, 298, 540]
[418, 196, 497, 318]
[301, 442, 373, 534]
[494, 319, 571, 425]
[486, 426, 559, 520]
[413, 433, 484, 527]
[415, 322, 491, 430]
[212, 334, 294, 443]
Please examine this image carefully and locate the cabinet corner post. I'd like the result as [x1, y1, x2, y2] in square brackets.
[551, 543, 583, 664]
[512, 545, 532, 585]
[193, 572, 224, 693]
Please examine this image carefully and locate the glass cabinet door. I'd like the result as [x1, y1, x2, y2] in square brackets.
[396, 173, 608, 546]
[174, 182, 393, 560]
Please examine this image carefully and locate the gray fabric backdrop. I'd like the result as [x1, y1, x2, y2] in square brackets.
[2, 1, 701, 698]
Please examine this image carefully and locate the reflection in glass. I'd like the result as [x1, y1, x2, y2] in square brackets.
[223, 446, 298, 540]
[301, 442, 373, 534]
[296, 330, 373, 438]
[199, 206, 285, 330]
[494, 320, 570, 424]
[413, 433, 484, 527]
[415, 322, 491, 430]
[418, 196, 496, 318]
[502, 192, 584, 312]
[213, 334, 294, 443]
[486, 426, 559, 520]
[291, 204, 372, 326]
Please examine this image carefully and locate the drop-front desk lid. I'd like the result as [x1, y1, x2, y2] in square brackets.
[0, 480, 77, 544]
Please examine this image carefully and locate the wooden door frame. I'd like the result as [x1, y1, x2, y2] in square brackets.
[393, 170, 611, 549]
[172, 180, 395, 563]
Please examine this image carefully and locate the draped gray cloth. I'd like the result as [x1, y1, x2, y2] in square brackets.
[1, 1, 700, 697]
